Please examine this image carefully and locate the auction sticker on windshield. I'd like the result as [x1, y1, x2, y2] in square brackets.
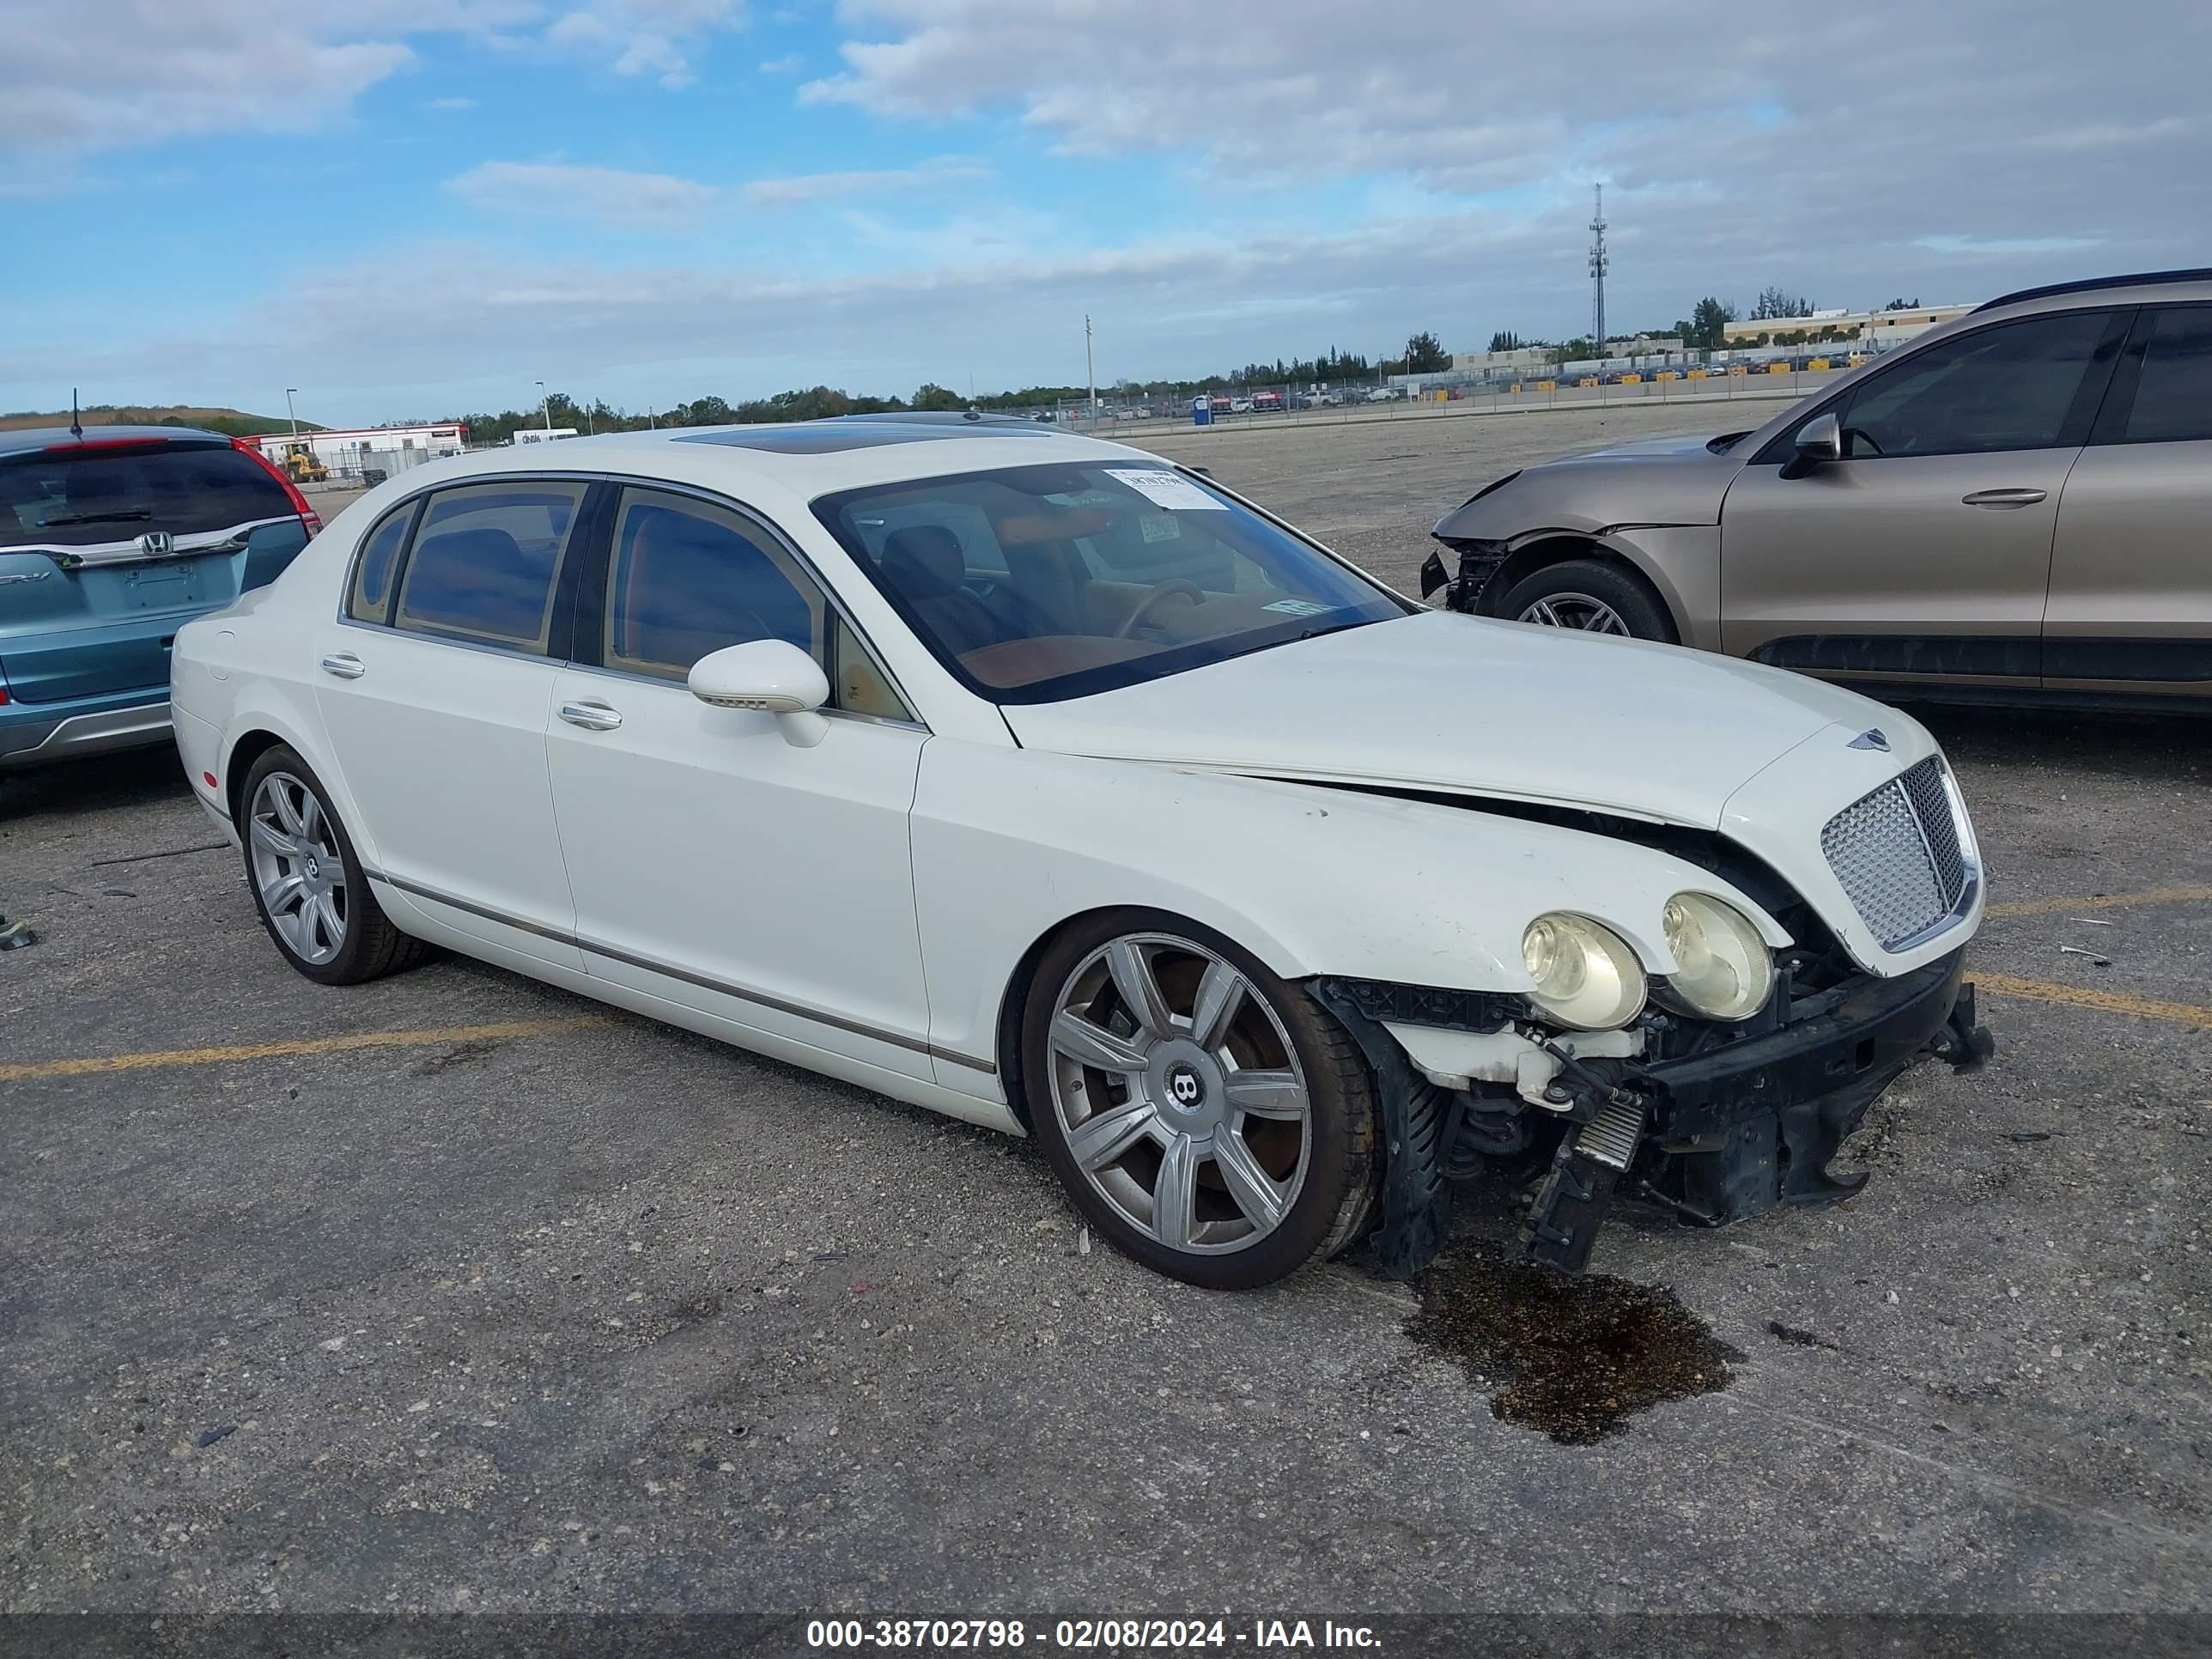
[1104, 469, 1226, 511]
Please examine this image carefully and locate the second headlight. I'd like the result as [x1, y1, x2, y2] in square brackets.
[1659, 893, 1775, 1021]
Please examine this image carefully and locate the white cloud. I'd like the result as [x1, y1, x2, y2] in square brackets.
[1913, 235, 2106, 257]
[741, 156, 987, 205]
[801, 0, 2212, 274]
[447, 161, 720, 227]
[429, 96, 480, 110]
[758, 52, 805, 74]
[544, 0, 747, 87]
[0, 0, 425, 159]
[0, 0, 748, 164]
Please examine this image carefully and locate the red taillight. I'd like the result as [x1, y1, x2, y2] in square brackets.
[233, 436, 322, 538]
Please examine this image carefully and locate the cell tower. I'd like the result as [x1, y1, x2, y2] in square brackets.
[1588, 184, 1608, 354]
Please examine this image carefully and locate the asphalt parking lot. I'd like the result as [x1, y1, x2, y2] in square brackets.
[3, 405, 2209, 1626]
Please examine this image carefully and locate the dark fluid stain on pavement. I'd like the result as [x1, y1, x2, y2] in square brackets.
[1407, 1242, 1743, 1444]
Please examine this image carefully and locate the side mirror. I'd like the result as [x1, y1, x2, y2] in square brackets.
[688, 639, 831, 748]
[1780, 410, 1843, 478]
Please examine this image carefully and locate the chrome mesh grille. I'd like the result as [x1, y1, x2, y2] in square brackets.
[1821, 757, 1969, 949]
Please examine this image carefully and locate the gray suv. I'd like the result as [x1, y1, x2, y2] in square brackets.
[1425, 269, 2212, 710]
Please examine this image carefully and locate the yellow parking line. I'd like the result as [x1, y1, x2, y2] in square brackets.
[1987, 884, 2212, 918]
[1975, 972, 2212, 1030]
[0, 1015, 615, 1085]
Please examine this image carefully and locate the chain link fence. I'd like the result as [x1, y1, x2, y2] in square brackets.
[1032, 360, 1863, 440]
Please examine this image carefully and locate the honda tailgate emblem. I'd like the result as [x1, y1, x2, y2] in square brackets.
[138, 531, 174, 557]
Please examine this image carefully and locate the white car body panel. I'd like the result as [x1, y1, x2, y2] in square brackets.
[906, 740, 1795, 1095]
[544, 664, 939, 1083]
[313, 624, 583, 970]
[1003, 609, 1887, 830]
[170, 422, 1983, 1155]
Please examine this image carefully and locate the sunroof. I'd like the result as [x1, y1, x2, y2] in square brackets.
[676, 422, 1058, 453]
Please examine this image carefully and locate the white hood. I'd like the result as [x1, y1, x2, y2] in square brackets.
[1002, 610, 1889, 830]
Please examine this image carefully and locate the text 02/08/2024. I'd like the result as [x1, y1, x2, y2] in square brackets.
[804, 1619, 1382, 1649]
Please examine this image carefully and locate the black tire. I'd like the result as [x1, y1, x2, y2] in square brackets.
[1018, 907, 1380, 1291]
[237, 744, 429, 986]
[1496, 556, 1677, 642]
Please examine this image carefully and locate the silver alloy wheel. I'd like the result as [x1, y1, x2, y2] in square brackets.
[1517, 592, 1631, 634]
[1046, 933, 1312, 1255]
[247, 771, 348, 965]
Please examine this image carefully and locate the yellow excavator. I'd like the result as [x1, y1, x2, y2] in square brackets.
[276, 441, 328, 484]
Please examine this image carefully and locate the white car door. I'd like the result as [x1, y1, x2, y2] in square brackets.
[543, 484, 936, 1081]
[313, 478, 589, 969]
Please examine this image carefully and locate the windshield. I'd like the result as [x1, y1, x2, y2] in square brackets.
[812, 460, 1408, 703]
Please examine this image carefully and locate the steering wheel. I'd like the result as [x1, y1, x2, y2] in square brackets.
[1116, 578, 1204, 639]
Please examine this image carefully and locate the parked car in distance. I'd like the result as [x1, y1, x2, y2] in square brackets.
[173, 416, 1989, 1289]
[2, 425, 321, 771]
[1427, 269, 2212, 711]
[1249, 392, 1285, 414]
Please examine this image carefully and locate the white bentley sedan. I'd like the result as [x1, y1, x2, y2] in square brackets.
[172, 416, 1990, 1289]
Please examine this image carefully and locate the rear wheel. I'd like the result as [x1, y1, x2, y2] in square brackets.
[239, 744, 428, 986]
[1498, 557, 1675, 641]
[1021, 910, 1378, 1290]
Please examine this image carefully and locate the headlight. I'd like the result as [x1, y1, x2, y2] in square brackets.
[1659, 893, 1775, 1021]
[1521, 913, 1646, 1030]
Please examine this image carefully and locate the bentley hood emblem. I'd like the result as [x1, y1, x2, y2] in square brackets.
[1847, 728, 1891, 752]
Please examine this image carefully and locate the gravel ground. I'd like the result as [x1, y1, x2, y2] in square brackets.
[3, 404, 2208, 1632]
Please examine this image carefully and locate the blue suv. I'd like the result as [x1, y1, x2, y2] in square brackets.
[1, 426, 320, 771]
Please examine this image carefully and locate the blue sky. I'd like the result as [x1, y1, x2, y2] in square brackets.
[3, 0, 2205, 425]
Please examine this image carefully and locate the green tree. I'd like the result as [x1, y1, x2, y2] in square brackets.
[1883, 296, 1923, 311]
[908, 382, 965, 411]
[1488, 330, 1524, 353]
[1676, 295, 1738, 349]
[1751, 286, 1814, 321]
[1402, 330, 1449, 373]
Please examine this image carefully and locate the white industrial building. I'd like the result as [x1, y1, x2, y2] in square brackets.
[246, 423, 468, 477]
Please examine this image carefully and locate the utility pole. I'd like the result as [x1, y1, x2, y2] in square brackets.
[1085, 314, 1097, 425]
[536, 380, 551, 433]
[285, 387, 299, 436]
[1588, 185, 1608, 359]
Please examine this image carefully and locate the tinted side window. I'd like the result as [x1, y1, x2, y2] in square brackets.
[0, 442, 295, 550]
[605, 489, 820, 675]
[346, 504, 413, 623]
[1838, 311, 2113, 458]
[2120, 307, 2212, 444]
[602, 489, 908, 719]
[394, 481, 586, 650]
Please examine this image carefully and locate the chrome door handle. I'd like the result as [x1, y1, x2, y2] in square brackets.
[558, 700, 623, 732]
[1960, 488, 2046, 508]
[319, 653, 366, 679]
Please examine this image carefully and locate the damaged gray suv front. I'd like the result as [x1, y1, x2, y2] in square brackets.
[1424, 269, 2212, 712]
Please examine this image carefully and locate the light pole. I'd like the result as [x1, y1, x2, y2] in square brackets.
[1085, 315, 1097, 426]
[536, 380, 551, 434]
[284, 387, 299, 436]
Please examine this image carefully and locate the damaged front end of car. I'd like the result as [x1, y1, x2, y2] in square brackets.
[1314, 924, 1993, 1279]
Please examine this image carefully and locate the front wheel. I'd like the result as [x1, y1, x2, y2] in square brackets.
[1020, 910, 1379, 1290]
[239, 744, 429, 986]
[1497, 557, 1676, 641]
